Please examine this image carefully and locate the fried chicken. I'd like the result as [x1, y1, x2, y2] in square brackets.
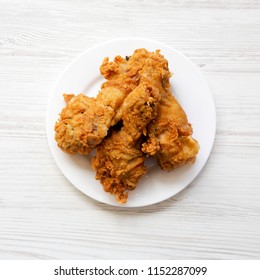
[142, 88, 200, 171]
[91, 83, 160, 203]
[102, 48, 199, 171]
[54, 56, 136, 154]
[91, 49, 173, 203]
[54, 49, 170, 155]
[113, 49, 199, 171]
[54, 47, 200, 204]
[113, 48, 171, 123]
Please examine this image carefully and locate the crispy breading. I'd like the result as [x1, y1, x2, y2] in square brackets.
[92, 83, 160, 203]
[142, 87, 199, 170]
[113, 49, 171, 123]
[54, 56, 135, 154]
[54, 82, 131, 154]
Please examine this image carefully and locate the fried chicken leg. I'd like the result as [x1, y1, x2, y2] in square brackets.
[113, 48, 171, 123]
[91, 83, 160, 203]
[142, 88, 200, 171]
[54, 57, 136, 154]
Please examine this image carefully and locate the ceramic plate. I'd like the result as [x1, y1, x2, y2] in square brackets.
[46, 38, 216, 207]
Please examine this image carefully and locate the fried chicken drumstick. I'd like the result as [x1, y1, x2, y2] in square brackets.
[54, 56, 136, 154]
[142, 89, 200, 170]
[91, 83, 160, 204]
[142, 75, 199, 170]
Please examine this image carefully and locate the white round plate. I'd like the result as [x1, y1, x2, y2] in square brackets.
[46, 38, 216, 207]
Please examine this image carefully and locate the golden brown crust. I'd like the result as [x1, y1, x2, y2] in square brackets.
[92, 83, 160, 204]
[142, 88, 200, 171]
[54, 55, 132, 155]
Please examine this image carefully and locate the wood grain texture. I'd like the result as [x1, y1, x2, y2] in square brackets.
[0, 0, 260, 260]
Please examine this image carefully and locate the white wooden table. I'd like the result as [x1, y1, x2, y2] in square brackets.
[0, 0, 260, 260]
